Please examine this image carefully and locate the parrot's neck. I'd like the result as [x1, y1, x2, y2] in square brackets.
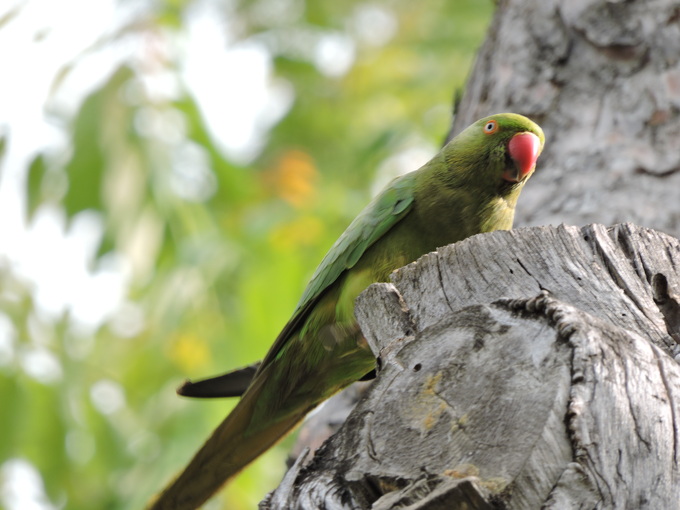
[413, 157, 525, 240]
[478, 192, 521, 232]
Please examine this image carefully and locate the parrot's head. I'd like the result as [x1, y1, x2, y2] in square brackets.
[445, 113, 545, 190]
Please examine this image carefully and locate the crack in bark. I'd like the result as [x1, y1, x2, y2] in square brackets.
[435, 255, 455, 313]
[665, 245, 679, 271]
[651, 273, 680, 345]
[635, 166, 680, 178]
[364, 410, 380, 463]
[611, 227, 680, 351]
[651, 344, 679, 468]
[582, 447, 612, 506]
[592, 230, 660, 328]
[515, 257, 547, 292]
[612, 224, 647, 282]
[622, 357, 652, 451]
[365, 369, 402, 464]
[615, 449, 629, 492]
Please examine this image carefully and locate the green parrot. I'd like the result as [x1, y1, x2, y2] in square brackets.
[149, 113, 544, 509]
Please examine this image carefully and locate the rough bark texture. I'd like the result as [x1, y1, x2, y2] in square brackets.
[451, 0, 680, 236]
[262, 223, 680, 509]
[265, 0, 680, 506]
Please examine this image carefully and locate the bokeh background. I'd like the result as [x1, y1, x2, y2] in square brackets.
[0, 1, 493, 508]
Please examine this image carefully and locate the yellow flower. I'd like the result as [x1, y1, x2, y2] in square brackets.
[267, 150, 318, 208]
[167, 333, 209, 372]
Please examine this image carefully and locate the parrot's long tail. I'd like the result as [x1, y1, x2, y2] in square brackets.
[147, 373, 308, 510]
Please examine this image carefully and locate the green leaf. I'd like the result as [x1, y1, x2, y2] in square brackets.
[26, 153, 47, 221]
[62, 66, 134, 218]
[0, 132, 6, 164]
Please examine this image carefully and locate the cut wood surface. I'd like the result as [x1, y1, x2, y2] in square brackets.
[262, 224, 680, 509]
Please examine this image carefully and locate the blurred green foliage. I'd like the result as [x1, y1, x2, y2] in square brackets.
[1, 0, 493, 508]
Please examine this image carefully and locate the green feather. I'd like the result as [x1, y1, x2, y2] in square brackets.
[296, 173, 417, 314]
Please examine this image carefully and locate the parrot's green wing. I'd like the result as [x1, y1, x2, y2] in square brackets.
[297, 173, 416, 314]
[178, 172, 418, 398]
[258, 171, 417, 370]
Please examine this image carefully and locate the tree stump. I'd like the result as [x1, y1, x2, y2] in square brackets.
[262, 224, 680, 509]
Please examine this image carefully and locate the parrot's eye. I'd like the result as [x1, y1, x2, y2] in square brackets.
[483, 120, 499, 135]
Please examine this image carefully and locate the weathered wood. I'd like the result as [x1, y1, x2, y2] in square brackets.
[391, 223, 680, 358]
[262, 224, 680, 509]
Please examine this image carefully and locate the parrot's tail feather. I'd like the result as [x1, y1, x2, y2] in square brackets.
[176, 362, 261, 399]
[148, 376, 307, 510]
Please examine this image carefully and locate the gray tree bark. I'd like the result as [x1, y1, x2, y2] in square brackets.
[263, 0, 680, 507]
[452, 0, 680, 236]
[263, 224, 680, 509]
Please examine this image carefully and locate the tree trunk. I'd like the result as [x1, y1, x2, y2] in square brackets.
[452, 0, 680, 237]
[263, 223, 680, 509]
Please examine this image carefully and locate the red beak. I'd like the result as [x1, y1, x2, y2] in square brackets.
[504, 132, 541, 183]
